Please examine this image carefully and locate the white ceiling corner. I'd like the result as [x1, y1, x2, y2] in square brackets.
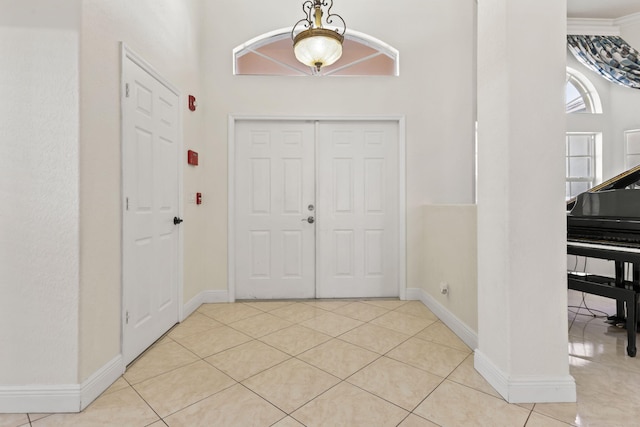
[567, 0, 640, 20]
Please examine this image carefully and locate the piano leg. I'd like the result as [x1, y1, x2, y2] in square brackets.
[630, 263, 640, 358]
[634, 262, 640, 327]
[626, 295, 637, 357]
[613, 261, 637, 357]
[608, 262, 627, 325]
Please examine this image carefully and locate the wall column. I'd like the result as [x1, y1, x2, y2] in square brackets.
[475, 0, 576, 403]
[0, 0, 82, 412]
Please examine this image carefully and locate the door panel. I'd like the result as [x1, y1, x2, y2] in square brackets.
[234, 119, 399, 299]
[122, 55, 180, 365]
[235, 121, 316, 299]
[316, 121, 399, 298]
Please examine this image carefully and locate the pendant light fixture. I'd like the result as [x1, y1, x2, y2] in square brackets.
[291, 0, 346, 72]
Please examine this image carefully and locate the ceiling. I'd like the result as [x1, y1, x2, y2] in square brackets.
[567, 0, 640, 19]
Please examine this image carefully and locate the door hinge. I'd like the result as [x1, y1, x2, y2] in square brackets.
[125, 83, 130, 98]
[126, 197, 129, 211]
[125, 310, 130, 324]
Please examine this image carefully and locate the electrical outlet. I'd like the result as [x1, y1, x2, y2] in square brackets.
[439, 282, 449, 295]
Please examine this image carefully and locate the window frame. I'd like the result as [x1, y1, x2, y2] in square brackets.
[566, 67, 603, 114]
[565, 132, 602, 200]
[232, 28, 400, 77]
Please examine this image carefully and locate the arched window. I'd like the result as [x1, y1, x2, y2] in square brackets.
[565, 68, 603, 200]
[565, 67, 602, 114]
[233, 28, 399, 77]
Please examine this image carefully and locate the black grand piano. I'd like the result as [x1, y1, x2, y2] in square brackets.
[567, 165, 640, 356]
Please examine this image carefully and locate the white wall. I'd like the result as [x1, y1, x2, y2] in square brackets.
[202, 0, 477, 296]
[422, 205, 477, 332]
[79, 0, 205, 381]
[613, 19, 640, 170]
[621, 15, 640, 52]
[0, 0, 81, 386]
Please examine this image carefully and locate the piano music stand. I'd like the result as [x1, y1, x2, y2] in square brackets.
[567, 243, 640, 357]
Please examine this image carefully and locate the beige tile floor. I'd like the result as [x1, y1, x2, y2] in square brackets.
[2, 292, 640, 426]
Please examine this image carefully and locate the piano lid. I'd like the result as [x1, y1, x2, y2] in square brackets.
[567, 164, 640, 211]
[568, 188, 640, 218]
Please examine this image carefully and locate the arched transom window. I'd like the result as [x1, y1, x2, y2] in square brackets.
[565, 67, 602, 114]
[233, 28, 399, 76]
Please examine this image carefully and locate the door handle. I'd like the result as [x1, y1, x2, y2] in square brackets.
[302, 216, 315, 224]
[173, 216, 184, 225]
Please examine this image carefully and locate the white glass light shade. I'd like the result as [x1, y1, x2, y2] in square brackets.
[293, 28, 343, 69]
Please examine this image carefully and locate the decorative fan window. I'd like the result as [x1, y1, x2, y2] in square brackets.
[565, 67, 602, 114]
[233, 28, 399, 76]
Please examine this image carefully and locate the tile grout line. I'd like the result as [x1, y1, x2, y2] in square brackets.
[278, 301, 456, 426]
[127, 376, 172, 426]
[144, 304, 460, 424]
[123, 300, 473, 426]
[228, 302, 397, 421]
[12, 298, 622, 426]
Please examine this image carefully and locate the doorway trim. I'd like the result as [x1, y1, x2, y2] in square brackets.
[228, 115, 406, 302]
[120, 43, 185, 361]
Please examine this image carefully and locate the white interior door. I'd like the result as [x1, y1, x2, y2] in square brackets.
[122, 52, 181, 365]
[234, 119, 399, 299]
[235, 121, 316, 299]
[316, 121, 399, 298]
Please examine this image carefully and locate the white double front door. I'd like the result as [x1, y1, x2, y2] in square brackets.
[234, 119, 400, 299]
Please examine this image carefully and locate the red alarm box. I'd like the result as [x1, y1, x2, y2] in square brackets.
[187, 150, 198, 166]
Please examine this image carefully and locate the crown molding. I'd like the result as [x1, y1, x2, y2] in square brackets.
[568, 12, 640, 36]
[615, 12, 640, 28]
[567, 18, 620, 36]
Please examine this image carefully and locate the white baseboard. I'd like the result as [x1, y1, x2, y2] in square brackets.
[183, 289, 230, 320]
[407, 287, 478, 350]
[1, 289, 234, 414]
[80, 354, 125, 410]
[0, 384, 80, 413]
[0, 355, 124, 414]
[475, 350, 576, 403]
[409, 287, 576, 404]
